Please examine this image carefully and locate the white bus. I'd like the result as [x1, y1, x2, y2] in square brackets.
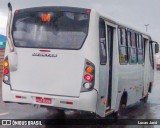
[2, 3, 159, 118]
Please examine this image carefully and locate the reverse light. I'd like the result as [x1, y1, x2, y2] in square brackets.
[84, 74, 93, 82]
[4, 76, 9, 81]
[83, 82, 92, 89]
[86, 66, 93, 74]
[4, 68, 9, 75]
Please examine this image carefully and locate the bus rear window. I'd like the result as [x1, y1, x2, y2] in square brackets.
[12, 11, 89, 50]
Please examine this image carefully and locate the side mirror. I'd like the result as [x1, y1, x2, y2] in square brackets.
[150, 41, 159, 54]
[148, 82, 153, 93]
[155, 43, 159, 53]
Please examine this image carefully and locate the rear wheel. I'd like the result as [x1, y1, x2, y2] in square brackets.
[141, 95, 148, 103]
[115, 92, 127, 119]
[115, 94, 127, 119]
[115, 103, 126, 119]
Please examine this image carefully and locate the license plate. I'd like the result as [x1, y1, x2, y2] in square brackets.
[35, 97, 52, 104]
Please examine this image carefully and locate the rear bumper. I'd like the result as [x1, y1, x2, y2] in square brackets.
[2, 83, 98, 113]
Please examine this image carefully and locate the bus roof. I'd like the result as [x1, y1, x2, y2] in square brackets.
[11, 4, 151, 40]
[94, 10, 151, 39]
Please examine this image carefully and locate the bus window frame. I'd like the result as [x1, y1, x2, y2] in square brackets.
[137, 34, 144, 64]
[149, 42, 154, 69]
[99, 18, 107, 65]
[118, 26, 128, 65]
[128, 30, 138, 64]
[11, 7, 91, 50]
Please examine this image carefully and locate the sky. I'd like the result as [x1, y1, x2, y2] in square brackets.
[0, 0, 160, 43]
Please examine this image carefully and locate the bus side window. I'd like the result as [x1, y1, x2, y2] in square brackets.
[119, 28, 128, 64]
[128, 31, 137, 64]
[127, 31, 131, 61]
[149, 42, 154, 68]
[137, 34, 144, 64]
[99, 18, 107, 65]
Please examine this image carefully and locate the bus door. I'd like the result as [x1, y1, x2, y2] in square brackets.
[106, 26, 114, 108]
[143, 38, 150, 96]
[136, 34, 145, 100]
[98, 19, 114, 112]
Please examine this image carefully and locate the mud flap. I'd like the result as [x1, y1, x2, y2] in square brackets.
[148, 82, 152, 93]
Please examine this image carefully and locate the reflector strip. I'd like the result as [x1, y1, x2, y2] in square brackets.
[15, 96, 21, 98]
[66, 102, 73, 105]
[15, 96, 27, 99]
[39, 50, 51, 52]
[60, 101, 73, 105]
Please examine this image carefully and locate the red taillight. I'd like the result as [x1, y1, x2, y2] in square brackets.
[84, 74, 93, 82]
[4, 68, 9, 75]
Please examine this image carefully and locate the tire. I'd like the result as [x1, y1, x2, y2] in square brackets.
[115, 103, 126, 119]
[141, 95, 148, 103]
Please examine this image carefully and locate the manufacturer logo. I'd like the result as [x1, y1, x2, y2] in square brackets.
[32, 53, 57, 57]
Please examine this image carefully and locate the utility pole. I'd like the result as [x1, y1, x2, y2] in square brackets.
[144, 24, 149, 32]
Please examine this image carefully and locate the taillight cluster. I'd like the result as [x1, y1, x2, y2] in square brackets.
[3, 56, 10, 85]
[81, 59, 95, 92]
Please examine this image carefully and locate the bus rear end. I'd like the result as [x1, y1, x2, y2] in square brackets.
[2, 7, 98, 114]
